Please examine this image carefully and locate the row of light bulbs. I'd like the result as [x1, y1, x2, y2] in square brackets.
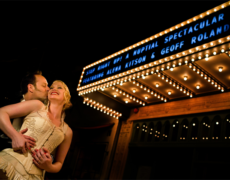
[132, 80, 167, 102]
[156, 72, 193, 97]
[83, 98, 122, 119]
[78, 36, 230, 90]
[78, 42, 229, 93]
[111, 86, 145, 106]
[81, 2, 230, 71]
[187, 63, 224, 92]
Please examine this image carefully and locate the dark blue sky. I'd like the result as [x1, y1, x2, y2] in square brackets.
[0, 0, 225, 103]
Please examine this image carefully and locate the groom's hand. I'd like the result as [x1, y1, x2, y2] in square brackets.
[12, 132, 28, 154]
[19, 128, 36, 148]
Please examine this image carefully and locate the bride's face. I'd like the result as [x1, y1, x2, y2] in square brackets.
[48, 81, 65, 103]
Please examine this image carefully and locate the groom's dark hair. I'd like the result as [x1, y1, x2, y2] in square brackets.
[20, 70, 43, 95]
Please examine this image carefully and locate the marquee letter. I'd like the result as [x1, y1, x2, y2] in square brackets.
[151, 52, 155, 59]
[224, 24, 229, 32]
[218, 13, 224, 21]
[178, 30, 183, 37]
[211, 16, 217, 24]
[194, 23, 199, 31]
[188, 26, 193, 34]
[206, 19, 210, 27]
[175, 43, 180, 50]
[204, 32, 208, 40]
[169, 35, 173, 42]
[209, 29, 215, 38]
[200, 21, 205, 29]
[126, 53, 129, 59]
[191, 37, 196, 44]
[183, 28, 188, 35]
[180, 41, 184, 48]
[216, 26, 222, 35]
[161, 48, 165, 55]
[164, 36, 169, 43]
[133, 50, 137, 56]
[198, 34, 203, 41]
[125, 63, 128, 68]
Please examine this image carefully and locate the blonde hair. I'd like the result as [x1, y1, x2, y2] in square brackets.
[51, 80, 72, 111]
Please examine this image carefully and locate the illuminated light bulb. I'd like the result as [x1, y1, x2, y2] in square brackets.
[151, 91, 153, 94]
[213, 51, 217, 55]
[208, 77, 211, 82]
[221, 49, 225, 53]
[151, 71, 154, 74]
[130, 96, 133, 99]
[142, 76, 145, 79]
[193, 18, 196, 21]
[140, 85, 143, 88]
[187, 20, 190, 24]
[184, 76, 188, 81]
[132, 89, 136, 93]
[196, 85, 200, 89]
[176, 85, 179, 89]
[216, 121, 219, 125]
[193, 66, 196, 71]
[178, 62, 182, 66]
[197, 69, 200, 74]
[198, 56, 202, 59]
[126, 94, 129, 97]
[218, 85, 221, 89]
[161, 97, 164, 100]
[161, 67, 164, 71]
[169, 81, 172, 85]
[155, 83, 159, 88]
[168, 91, 171, 95]
[154, 93, 157, 96]
[133, 97, 136, 101]
[219, 39, 222, 43]
[211, 80, 214, 85]
[147, 89, 150, 92]
[221, 5, 224, 8]
[157, 95, 160, 99]
[161, 76, 165, 80]
[221, 87, 224, 92]
[206, 11, 209, 15]
[136, 99, 139, 102]
[183, 89, 186, 94]
[145, 96, 148, 100]
[184, 60, 188, 64]
[204, 75, 207, 79]
[173, 83, 176, 87]
[167, 65, 170, 69]
[170, 67, 174, 71]
[164, 98, 167, 102]
[120, 81, 123, 86]
[136, 83, 139, 86]
[144, 87, 147, 91]
[143, 103, 145, 106]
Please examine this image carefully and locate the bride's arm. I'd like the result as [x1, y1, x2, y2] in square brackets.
[44, 127, 73, 173]
[0, 100, 44, 153]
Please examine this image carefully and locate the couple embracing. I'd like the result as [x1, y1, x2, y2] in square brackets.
[0, 71, 73, 180]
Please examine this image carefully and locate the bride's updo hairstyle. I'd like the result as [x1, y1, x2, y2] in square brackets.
[51, 80, 72, 111]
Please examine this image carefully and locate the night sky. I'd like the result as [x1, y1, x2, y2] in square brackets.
[0, 0, 225, 105]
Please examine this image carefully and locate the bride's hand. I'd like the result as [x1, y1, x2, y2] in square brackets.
[32, 148, 52, 171]
[12, 132, 28, 154]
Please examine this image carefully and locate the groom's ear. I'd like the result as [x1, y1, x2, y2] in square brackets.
[28, 84, 35, 93]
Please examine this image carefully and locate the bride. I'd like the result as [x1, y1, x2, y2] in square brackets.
[0, 80, 73, 180]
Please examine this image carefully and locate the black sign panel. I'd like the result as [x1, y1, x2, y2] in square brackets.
[81, 6, 230, 86]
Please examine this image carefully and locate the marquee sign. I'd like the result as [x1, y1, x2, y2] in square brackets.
[80, 6, 230, 86]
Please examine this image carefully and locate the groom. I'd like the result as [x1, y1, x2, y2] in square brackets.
[0, 71, 52, 158]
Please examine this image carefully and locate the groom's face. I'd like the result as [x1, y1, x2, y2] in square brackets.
[32, 75, 50, 102]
